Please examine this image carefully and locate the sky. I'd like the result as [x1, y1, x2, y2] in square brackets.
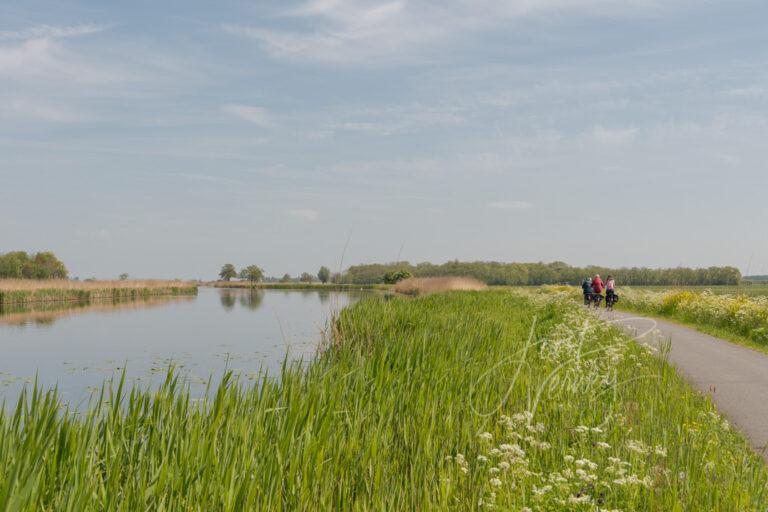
[1, 0, 767, 279]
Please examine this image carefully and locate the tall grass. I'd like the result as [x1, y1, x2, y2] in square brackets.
[0, 280, 197, 306]
[0, 291, 765, 510]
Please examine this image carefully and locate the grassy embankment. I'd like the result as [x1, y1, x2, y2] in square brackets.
[208, 280, 387, 291]
[614, 287, 768, 353]
[0, 280, 198, 307]
[1, 290, 765, 509]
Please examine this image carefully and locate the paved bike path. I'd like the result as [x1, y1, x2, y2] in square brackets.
[603, 310, 768, 461]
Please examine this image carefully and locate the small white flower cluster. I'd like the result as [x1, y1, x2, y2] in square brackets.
[445, 453, 469, 474]
[625, 439, 667, 458]
[457, 411, 670, 510]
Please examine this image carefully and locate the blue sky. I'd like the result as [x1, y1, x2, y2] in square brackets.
[1, 0, 767, 279]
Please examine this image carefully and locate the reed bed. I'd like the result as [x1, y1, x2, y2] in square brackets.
[0, 280, 197, 305]
[0, 291, 765, 510]
[393, 276, 487, 295]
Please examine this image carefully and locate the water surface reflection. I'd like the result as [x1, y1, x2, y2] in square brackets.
[0, 288, 371, 407]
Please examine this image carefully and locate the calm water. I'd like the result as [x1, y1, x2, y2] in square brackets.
[0, 287, 370, 406]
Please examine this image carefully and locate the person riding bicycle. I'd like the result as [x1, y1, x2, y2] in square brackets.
[605, 275, 618, 308]
[591, 274, 604, 304]
[591, 274, 604, 293]
[581, 277, 594, 305]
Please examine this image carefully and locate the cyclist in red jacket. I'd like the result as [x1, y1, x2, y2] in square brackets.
[591, 275, 604, 295]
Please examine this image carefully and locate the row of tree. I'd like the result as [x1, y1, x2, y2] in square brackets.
[0, 251, 68, 279]
[219, 264, 265, 282]
[218, 265, 334, 284]
[342, 260, 743, 286]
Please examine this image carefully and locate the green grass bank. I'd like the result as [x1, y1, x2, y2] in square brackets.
[1, 291, 765, 510]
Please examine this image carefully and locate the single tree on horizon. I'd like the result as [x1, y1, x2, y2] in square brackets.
[317, 266, 330, 284]
[239, 265, 264, 283]
[219, 263, 237, 281]
[300, 272, 314, 283]
[280, 273, 292, 283]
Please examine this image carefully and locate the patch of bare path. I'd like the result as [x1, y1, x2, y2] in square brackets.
[602, 310, 768, 462]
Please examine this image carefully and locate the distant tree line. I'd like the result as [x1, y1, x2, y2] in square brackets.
[0, 251, 68, 279]
[342, 261, 742, 286]
[218, 264, 336, 284]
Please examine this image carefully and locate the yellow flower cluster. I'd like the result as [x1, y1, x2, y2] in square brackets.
[621, 289, 768, 344]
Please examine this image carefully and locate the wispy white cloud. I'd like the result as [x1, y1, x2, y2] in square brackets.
[0, 97, 89, 122]
[224, 0, 682, 64]
[0, 37, 126, 84]
[222, 104, 271, 126]
[287, 208, 320, 222]
[487, 201, 533, 210]
[162, 172, 242, 186]
[327, 104, 464, 134]
[0, 24, 107, 41]
[591, 126, 638, 145]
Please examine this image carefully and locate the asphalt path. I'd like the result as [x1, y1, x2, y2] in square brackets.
[602, 310, 768, 461]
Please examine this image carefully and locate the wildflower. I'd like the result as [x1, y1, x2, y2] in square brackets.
[532, 485, 552, 496]
[498, 461, 510, 471]
[575, 459, 598, 470]
[490, 478, 503, 487]
[653, 445, 667, 457]
[627, 440, 649, 455]
[596, 442, 611, 449]
[564, 455, 575, 463]
[477, 455, 488, 463]
[513, 411, 534, 423]
[499, 443, 526, 458]
[479, 432, 494, 442]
